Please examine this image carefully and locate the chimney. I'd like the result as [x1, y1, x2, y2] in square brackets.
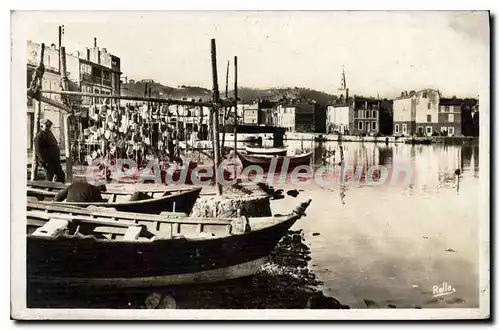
[346, 88, 349, 103]
[94, 38, 97, 48]
[86, 48, 90, 60]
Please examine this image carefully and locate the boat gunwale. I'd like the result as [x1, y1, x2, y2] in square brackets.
[27, 213, 299, 244]
[27, 180, 199, 195]
[34, 187, 202, 207]
[237, 151, 313, 160]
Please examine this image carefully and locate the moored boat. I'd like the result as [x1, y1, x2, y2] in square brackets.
[244, 145, 288, 156]
[26, 199, 312, 287]
[237, 151, 312, 171]
[27, 181, 202, 215]
[405, 137, 433, 145]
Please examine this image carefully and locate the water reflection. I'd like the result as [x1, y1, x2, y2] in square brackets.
[312, 141, 479, 193]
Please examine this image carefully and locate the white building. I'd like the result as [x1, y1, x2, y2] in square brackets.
[275, 104, 296, 131]
[393, 89, 440, 136]
[326, 104, 350, 134]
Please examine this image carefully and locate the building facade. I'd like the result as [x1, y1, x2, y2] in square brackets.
[275, 102, 316, 132]
[275, 104, 296, 131]
[352, 98, 380, 136]
[27, 39, 122, 150]
[415, 89, 440, 136]
[326, 104, 351, 134]
[393, 89, 440, 136]
[437, 98, 462, 136]
[75, 40, 122, 104]
[392, 91, 416, 136]
[243, 103, 260, 125]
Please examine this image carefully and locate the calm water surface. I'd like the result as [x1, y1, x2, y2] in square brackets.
[271, 141, 480, 309]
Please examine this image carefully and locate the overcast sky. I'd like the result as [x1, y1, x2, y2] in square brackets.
[16, 10, 489, 98]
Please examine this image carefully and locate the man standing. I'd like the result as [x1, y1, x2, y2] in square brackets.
[34, 118, 66, 183]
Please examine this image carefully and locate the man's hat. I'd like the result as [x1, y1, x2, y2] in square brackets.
[40, 119, 53, 126]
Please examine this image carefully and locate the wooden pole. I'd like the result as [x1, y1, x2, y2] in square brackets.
[30, 100, 41, 181]
[58, 26, 62, 72]
[225, 60, 229, 98]
[233, 56, 238, 154]
[39, 89, 225, 108]
[60, 46, 73, 182]
[30, 43, 45, 181]
[220, 61, 229, 150]
[211, 39, 222, 196]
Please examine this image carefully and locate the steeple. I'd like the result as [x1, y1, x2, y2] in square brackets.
[338, 66, 349, 104]
[340, 67, 346, 90]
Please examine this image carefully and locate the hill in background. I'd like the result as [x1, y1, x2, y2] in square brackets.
[122, 80, 348, 105]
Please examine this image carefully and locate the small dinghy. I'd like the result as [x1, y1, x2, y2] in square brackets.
[237, 151, 312, 171]
[244, 145, 288, 156]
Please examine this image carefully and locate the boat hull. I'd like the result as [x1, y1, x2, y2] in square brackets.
[244, 145, 288, 156]
[27, 216, 298, 287]
[30, 187, 202, 215]
[237, 152, 312, 171]
[405, 138, 432, 145]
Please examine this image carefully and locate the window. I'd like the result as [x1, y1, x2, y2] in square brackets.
[358, 121, 363, 130]
[80, 63, 92, 75]
[427, 103, 431, 110]
[427, 114, 432, 123]
[365, 121, 370, 132]
[358, 110, 363, 118]
[418, 127, 424, 134]
[426, 126, 433, 134]
[372, 121, 377, 131]
[372, 110, 377, 118]
[448, 127, 455, 136]
[422, 92, 427, 98]
[448, 114, 454, 122]
[402, 124, 407, 133]
[444, 105, 449, 112]
[365, 110, 370, 118]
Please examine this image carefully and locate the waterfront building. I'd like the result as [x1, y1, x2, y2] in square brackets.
[326, 104, 351, 134]
[393, 89, 478, 137]
[27, 38, 122, 151]
[393, 89, 440, 136]
[352, 97, 380, 136]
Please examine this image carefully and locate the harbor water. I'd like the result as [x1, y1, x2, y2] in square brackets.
[271, 140, 481, 309]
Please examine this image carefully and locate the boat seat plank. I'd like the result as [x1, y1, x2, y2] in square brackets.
[32, 219, 69, 237]
[27, 210, 138, 228]
[93, 226, 128, 236]
[123, 226, 142, 241]
[27, 201, 233, 225]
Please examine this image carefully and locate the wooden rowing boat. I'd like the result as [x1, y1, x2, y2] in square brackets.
[244, 145, 288, 156]
[26, 199, 312, 287]
[26, 181, 202, 215]
[237, 151, 312, 171]
[405, 137, 433, 145]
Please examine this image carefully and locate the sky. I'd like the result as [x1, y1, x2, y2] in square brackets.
[14, 10, 490, 98]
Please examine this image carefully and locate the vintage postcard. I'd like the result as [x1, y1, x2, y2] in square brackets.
[10, 10, 490, 320]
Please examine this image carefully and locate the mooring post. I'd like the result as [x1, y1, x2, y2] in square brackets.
[211, 39, 222, 196]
